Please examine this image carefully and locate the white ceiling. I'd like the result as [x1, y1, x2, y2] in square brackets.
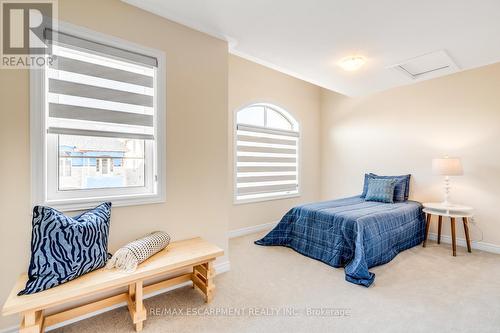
[122, 0, 500, 96]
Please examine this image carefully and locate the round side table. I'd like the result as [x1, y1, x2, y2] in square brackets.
[422, 202, 473, 256]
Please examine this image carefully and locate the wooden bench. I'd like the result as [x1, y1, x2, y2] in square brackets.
[2, 237, 223, 333]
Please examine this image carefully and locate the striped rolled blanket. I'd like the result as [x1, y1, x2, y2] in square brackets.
[106, 231, 171, 272]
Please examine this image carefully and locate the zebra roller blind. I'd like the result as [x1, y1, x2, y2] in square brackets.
[44, 28, 157, 140]
[235, 108, 299, 202]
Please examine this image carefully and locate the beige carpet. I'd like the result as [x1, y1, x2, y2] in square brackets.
[54, 231, 500, 333]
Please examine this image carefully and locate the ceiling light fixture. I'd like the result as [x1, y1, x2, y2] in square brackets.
[339, 56, 366, 71]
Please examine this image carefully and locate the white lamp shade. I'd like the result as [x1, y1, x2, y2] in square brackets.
[432, 157, 463, 176]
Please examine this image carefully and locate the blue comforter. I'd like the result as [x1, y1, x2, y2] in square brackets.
[255, 196, 425, 287]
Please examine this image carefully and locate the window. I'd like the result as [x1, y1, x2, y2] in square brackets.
[234, 103, 299, 203]
[31, 24, 165, 211]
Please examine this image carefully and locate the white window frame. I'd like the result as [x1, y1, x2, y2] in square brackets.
[31, 21, 166, 211]
[233, 103, 300, 204]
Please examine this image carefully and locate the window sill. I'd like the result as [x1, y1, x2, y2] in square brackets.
[233, 193, 301, 205]
[43, 193, 165, 212]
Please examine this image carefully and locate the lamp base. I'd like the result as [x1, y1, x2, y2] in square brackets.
[442, 176, 452, 207]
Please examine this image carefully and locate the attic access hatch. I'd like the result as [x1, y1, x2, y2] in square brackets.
[390, 50, 459, 80]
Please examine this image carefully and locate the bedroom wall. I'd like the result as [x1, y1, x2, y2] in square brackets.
[228, 55, 321, 232]
[0, 0, 229, 329]
[320, 62, 500, 248]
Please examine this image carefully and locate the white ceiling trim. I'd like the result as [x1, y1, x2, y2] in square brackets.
[229, 49, 333, 92]
[121, 0, 500, 97]
[121, 0, 228, 41]
[122, 0, 334, 92]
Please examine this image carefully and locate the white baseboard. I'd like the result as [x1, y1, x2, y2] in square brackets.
[227, 224, 500, 254]
[213, 260, 231, 274]
[228, 221, 278, 239]
[427, 232, 500, 254]
[227, 222, 500, 254]
[0, 261, 230, 333]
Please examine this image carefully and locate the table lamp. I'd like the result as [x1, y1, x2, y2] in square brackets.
[432, 157, 463, 206]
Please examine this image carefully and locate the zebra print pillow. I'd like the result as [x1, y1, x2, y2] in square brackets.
[18, 202, 112, 295]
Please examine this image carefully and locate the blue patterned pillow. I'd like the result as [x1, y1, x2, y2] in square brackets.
[18, 203, 111, 295]
[364, 178, 398, 203]
[370, 173, 411, 201]
[361, 173, 411, 202]
[361, 173, 372, 197]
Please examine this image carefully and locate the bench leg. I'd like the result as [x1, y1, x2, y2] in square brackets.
[127, 281, 146, 332]
[20, 310, 43, 333]
[192, 266, 196, 289]
[205, 262, 215, 303]
[192, 261, 215, 303]
[129, 283, 136, 299]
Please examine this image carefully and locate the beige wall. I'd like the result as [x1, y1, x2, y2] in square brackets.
[0, 0, 229, 329]
[228, 55, 321, 231]
[2, 1, 500, 329]
[320, 62, 500, 247]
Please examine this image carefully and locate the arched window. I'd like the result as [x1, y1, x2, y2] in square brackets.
[235, 103, 299, 203]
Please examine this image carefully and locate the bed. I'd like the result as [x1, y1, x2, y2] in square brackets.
[255, 196, 425, 287]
